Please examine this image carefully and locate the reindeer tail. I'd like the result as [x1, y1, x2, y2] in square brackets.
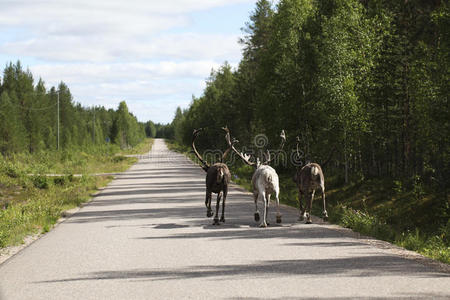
[216, 168, 224, 183]
[311, 165, 320, 177]
[265, 173, 276, 190]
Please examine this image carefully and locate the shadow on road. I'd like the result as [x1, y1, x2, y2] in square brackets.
[35, 254, 449, 286]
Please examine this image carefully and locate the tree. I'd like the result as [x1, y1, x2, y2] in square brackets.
[0, 92, 26, 153]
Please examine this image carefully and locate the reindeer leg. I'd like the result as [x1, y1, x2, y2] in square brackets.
[305, 191, 314, 224]
[206, 191, 213, 217]
[220, 186, 227, 222]
[298, 189, 306, 221]
[321, 185, 328, 221]
[265, 194, 271, 226]
[275, 190, 282, 224]
[254, 192, 260, 222]
[213, 192, 221, 225]
[260, 192, 268, 227]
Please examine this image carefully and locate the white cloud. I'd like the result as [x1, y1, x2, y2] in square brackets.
[0, 0, 252, 38]
[0, 0, 254, 122]
[0, 33, 241, 62]
[30, 61, 220, 123]
[31, 61, 222, 84]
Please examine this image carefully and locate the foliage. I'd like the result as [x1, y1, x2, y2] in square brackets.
[165, 0, 449, 263]
[332, 205, 449, 264]
[0, 138, 153, 249]
[0, 62, 146, 153]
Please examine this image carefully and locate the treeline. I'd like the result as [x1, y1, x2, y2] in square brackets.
[145, 121, 174, 140]
[170, 0, 449, 189]
[0, 61, 146, 153]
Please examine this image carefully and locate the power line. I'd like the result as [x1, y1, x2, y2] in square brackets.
[57, 91, 59, 151]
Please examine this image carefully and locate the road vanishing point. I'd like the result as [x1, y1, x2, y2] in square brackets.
[0, 139, 449, 299]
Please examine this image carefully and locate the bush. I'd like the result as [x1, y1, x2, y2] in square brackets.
[440, 219, 450, 245]
[332, 204, 396, 241]
[399, 229, 425, 251]
[3, 161, 22, 178]
[53, 176, 67, 186]
[112, 155, 127, 163]
[32, 176, 49, 189]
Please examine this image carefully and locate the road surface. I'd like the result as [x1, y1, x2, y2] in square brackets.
[0, 139, 449, 299]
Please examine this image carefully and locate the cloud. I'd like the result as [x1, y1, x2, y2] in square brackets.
[0, 0, 254, 122]
[31, 61, 222, 84]
[30, 61, 227, 123]
[0, 0, 252, 39]
[0, 33, 242, 62]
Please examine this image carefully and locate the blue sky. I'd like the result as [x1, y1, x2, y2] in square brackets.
[0, 0, 257, 123]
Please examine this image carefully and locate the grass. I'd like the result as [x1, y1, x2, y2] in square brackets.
[119, 138, 154, 155]
[166, 139, 450, 264]
[0, 138, 153, 249]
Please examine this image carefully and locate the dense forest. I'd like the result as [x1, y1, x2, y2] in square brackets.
[169, 0, 448, 189]
[145, 120, 175, 140]
[166, 0, 449, 235]
[0, 62, 146, 153]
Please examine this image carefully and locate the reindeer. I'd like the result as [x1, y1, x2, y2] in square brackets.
[225, 128, 286, 227]
[192, 128, 235, 225]
[293, 136, 328, 224]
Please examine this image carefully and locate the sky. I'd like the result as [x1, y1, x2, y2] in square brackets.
[0, 0, 257, 123]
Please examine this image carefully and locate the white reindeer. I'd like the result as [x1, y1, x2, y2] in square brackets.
[225, 128, 286, 227]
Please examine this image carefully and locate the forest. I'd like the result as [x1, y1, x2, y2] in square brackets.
[0, 61, 146, 154]
[165, 0, 449, 257]
[0, 61, 150, 248]
[0, 0, 448, 262]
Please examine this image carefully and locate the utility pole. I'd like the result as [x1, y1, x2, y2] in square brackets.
[93, 106, 95, 144]
[57, 90, 60, 150]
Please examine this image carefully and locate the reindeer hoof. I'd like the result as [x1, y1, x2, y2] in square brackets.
[220, 217, 225, 223]
[323, 216, 328, 221]
[213, 218, 220, 225]
[206, 210, 213, 217]
[306, 219, 312, 224]
[259, 222, 267, 228]
[276, 216, 282, 224]
[254, 212, 260, 222]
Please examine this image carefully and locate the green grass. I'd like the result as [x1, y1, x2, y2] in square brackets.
[119, 138, 154, 155]
[0, 138, 153, 249]
[166, 139, 450, 264]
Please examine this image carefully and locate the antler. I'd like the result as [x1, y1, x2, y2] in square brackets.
[192, 128, 210, 171]
[263, 130, 286, 165]
[221, 127, 238, 162]
[223, 127, 256, 167]
[296, 135, 301, 158]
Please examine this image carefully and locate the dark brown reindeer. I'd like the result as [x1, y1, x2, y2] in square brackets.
[293, 136, 328, 224]
[192, 127, 235, 225]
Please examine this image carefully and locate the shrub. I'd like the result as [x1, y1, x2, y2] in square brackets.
[112, 155, 127, 163]
[440, 219, 450, 245]
[53, 176, 67, 186]
[333, 204, 395, 241]
[398, 229, 425, 251]
[32, 176, 49, 189]
[3, 162, 22, 178]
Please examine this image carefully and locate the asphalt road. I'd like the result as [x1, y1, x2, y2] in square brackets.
[0, 139, 449, 299]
